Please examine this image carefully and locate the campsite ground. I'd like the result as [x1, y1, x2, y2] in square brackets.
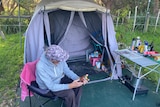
[18, 68, 160, 107]
[17, 63, 160, 107]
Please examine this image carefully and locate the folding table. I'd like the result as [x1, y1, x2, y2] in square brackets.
[113, 49, 160, 100]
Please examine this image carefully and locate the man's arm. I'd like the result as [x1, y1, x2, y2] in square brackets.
[63, 62, 79, 80]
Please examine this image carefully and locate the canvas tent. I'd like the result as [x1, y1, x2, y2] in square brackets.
[24, 0, 122, 79]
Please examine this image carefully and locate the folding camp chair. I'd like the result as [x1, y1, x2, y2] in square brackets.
[28, 81, 63, 107]
[20, 60, 63, 107]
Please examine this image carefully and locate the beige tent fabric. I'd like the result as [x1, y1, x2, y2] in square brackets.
[36, 0, 106, 13]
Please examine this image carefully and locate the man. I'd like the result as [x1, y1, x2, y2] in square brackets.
[36, 45, 88, 107]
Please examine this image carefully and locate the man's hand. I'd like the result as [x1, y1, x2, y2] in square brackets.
[80, 74, 89, 85]
[69, 79, 83, 89]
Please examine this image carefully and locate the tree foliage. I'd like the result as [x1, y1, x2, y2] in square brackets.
[0, 0, 159, 16]
[102, 0, 159, 15]
[1, 0, 40, 15]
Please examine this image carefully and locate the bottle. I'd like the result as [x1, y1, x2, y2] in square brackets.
[139, 45, 144, 53]
[130, 38, 136, 50]
[136, 36, 141, 47]
[148, 41, 154, 51]
[94, 51, 99, 57]
[144, 41, 148, 52]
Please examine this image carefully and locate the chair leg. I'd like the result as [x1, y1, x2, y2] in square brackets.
[60, 100, 64, 107]
[29, 90, 32, 107]
[33, 94, 46, 107]
[40, 104, 45, 107]
[41, 98, 52, 106]
[28, 90, 63, 107]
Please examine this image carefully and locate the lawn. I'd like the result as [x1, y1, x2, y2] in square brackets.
[0, 34, 24, 106]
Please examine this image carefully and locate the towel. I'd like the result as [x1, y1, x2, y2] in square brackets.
[20, 60, 38, 101]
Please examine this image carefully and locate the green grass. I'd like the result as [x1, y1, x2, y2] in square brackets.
[115, 25, 160, 83]
[0, 34, 24, 105]
[115, 25, 160, 51]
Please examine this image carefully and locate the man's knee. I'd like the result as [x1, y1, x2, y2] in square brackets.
[66, 90, 75, 99]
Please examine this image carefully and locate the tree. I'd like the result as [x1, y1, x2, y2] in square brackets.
[101, 0, 151, 15]
[0, 0, 4, 13]
[1, 0, 40, 16]
[153, 0, 159, 15]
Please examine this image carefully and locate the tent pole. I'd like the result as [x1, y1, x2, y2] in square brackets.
[18, 0, 22, 48]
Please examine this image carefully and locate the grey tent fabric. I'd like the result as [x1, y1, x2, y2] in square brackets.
[48, 10, 71, 44]
[83, 12, 104, 45]
[59, 12, 93, 58]
[107, 13, 122, 78]
[24, 0, 122, 79]
[101, 12, 114, 73]
[58, 11, 75, 45]
[78, 12, 87, 27]
[44, 12, 51, 46]
[24, 13, 45, 63]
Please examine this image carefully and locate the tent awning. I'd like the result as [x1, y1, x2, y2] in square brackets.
[36, 0, 106, 13]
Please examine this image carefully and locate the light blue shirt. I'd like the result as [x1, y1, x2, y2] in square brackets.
[36, 52, 79, 92]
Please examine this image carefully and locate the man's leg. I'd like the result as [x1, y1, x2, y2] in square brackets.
[53, 76, 82, 107]
[73, 87, 82, 107]
[53, 89, 76, 107]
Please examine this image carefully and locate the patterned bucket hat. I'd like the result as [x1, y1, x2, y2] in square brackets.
[45, 45, 69, 62]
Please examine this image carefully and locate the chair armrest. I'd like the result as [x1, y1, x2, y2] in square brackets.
[28, 85, 51, 97]
[28, 81, 55, 98]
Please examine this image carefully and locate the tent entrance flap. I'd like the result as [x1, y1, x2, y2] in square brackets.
[59, 12, 93, 59]
[48, 11, 104, 60]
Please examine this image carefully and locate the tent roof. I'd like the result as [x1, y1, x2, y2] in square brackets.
[36, 0, 106, 13]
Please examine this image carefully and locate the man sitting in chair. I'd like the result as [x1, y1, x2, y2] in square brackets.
[36, 45, 88, 107]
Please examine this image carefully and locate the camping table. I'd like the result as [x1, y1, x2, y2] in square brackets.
[113, 49, 160, 101]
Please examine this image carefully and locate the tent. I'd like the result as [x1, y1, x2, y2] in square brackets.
[24, 0, 122, 79]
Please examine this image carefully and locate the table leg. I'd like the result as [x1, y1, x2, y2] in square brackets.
[156, 78, 160, 92]
[132, 78, 140, 100]
[138, 67, 142, 78]
[132, 66, 142, 100]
